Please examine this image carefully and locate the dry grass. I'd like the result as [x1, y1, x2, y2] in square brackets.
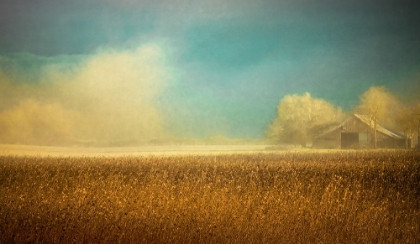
[1, 151, 419, 243]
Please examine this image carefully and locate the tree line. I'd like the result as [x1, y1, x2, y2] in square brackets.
[267, 86, 420, 149]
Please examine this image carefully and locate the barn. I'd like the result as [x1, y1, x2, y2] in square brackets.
[313, 114, 408, 149]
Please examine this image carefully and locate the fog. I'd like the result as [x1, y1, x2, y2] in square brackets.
[0, 44, 168, 146]
[1, 41, 418, 148]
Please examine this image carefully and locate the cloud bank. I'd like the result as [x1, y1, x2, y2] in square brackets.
[0, 44, 168, 146]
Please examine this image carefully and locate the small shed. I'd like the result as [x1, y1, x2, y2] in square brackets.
[313, 114, 408, 149]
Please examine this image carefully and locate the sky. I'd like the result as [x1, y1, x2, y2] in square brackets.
[0, 0, 420, 144]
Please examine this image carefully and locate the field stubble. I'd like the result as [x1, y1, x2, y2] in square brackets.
[0, 151, 419, 243]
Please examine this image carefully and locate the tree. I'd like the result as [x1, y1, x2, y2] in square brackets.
[396, 106, 417, 148]
[268, 92, 344, 146]
[356, 86, 400, 148]
[415, 104, 420, 150]
[396, 103, 420, 149]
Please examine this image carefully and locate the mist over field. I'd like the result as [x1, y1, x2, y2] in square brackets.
[0, 44, 168, 146]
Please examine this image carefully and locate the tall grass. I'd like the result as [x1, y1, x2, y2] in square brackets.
[1, 151, 419, 243]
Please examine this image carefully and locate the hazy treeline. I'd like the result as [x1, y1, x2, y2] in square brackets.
[267, 86, 420, 147]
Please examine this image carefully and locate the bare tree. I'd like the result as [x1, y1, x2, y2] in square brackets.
[410, 103, 420, 150]
[268, 93, 344, 146]
[396, 106, 417, 148]
[356, 86, 399, 148]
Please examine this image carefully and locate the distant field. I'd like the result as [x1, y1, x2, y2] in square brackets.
[0, 144, 271, 157]
[1, 151, 419, 243]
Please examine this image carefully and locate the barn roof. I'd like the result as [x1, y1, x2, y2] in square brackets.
[353, 114, 404, 139]
[315, 114, 405, 139]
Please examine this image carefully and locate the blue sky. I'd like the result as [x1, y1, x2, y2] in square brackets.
[0, 0, 419, 141]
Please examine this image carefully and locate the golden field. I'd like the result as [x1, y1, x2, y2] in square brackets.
[1, 150, 419, 243]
